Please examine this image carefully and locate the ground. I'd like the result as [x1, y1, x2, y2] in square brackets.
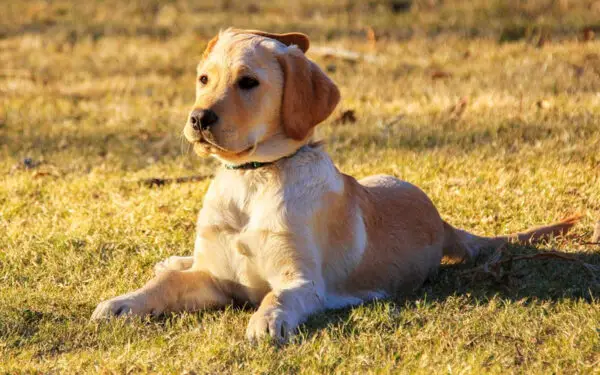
[1, 0, 599, 373]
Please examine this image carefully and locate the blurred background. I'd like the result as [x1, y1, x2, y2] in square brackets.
[1, 0, 599, 240]
[2, 0, 599, 42]
[1, 0, 599, 172]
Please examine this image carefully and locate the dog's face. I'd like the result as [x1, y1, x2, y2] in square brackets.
[184, 29, 340, 164]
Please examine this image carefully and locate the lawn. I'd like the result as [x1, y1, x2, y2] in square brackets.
[1, 0, 599, 373]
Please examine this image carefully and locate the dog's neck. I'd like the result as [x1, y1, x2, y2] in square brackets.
[212, 133, 316, 169]
[223, 147, 303, 170]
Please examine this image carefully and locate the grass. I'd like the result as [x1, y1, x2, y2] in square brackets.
[1, 0, 600, 373]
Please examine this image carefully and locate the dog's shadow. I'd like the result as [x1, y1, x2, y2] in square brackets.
[299, 243, 600, 339]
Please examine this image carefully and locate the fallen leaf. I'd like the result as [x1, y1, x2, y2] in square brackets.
[389, 0, 412, 13]
[334, 110, 357, 125]
[431, 70, 452, 80]
[31, 165, 61, 178]
[32, 170, 59, 178]
[246, 3, 260, 14]
[582, 27, 595, 42]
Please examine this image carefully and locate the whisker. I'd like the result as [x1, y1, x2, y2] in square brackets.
[248, 139, 259, 157]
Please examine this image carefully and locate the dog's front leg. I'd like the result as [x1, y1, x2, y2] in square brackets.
[246, 280, 323, 343]
[91, 269, 230, 320]
[244, 233, 324, 343]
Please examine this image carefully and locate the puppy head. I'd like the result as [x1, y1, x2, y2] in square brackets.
[184, 29, 340, 165]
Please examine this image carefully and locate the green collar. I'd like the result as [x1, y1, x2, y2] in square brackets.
[225, 160, 273, 170]
[224, 146, 306, 170]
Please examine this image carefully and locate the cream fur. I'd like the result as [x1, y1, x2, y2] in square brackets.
[91, 29, 580, 344]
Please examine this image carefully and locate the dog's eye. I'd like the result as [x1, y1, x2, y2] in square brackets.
[199, 75, 208, 85]
[238, 76, 259, 90]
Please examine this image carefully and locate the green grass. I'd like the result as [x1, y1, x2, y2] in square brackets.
[1, 0, 599, 373]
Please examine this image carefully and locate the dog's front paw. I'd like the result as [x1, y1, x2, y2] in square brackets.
[246, 308, 294, 344]
[91, 294, 145, 321]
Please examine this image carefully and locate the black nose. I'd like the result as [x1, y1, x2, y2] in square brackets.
[190, 109, 219, 131]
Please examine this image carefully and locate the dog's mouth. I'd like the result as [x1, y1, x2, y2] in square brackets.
[190, 134, 257, 158]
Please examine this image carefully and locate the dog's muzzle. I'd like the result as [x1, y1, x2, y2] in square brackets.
[189, 108, 219, 131]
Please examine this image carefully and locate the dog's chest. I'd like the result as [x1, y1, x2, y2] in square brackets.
[193, 170, 289, 299]
[211, 170, 285, 229]
[194, 150, 350, 301]
[200, 161, 328, 232]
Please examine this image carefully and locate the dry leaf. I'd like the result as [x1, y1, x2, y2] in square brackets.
[334, 110, 357, 125]
[582, 28, 595, 42]
[246, 3, 260, 13]
[32, 170, 59, 178]
[389, 0, 412, 13]
[32, 165, 61, 178]
[432, 70, 452, 80]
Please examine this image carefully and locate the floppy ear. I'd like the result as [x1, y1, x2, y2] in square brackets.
[276, 48, 340, 140]
[231, 29, 310, 53]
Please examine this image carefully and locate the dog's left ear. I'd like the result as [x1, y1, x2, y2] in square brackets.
[232, 29, 310, 53]
[276, 47, 340, 140]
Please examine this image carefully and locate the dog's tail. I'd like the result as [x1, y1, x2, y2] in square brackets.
[441, 214, 581, 264]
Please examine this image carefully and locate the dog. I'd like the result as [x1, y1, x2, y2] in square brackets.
[92, 29, 579, 343]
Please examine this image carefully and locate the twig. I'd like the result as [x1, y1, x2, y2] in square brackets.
[462, 247, 600, 283]
[139, 174, 212, 187]
[310, 46, 380, 63]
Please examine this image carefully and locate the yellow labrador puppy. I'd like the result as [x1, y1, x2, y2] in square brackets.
[92, 29, 579, 342]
